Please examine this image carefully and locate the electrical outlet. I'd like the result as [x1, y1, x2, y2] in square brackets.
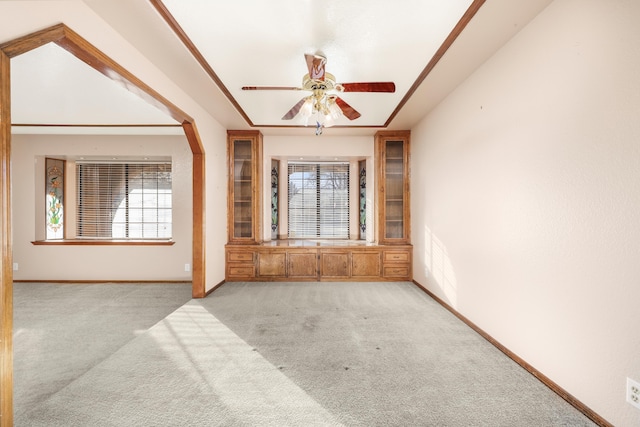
[13, 263, 18, 271]
[184, 263, 191, 272]
[627, 377, 640, 410]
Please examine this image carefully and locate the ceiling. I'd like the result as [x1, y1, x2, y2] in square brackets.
[8, 0, 554, 136]
[157, 0, 475, 129]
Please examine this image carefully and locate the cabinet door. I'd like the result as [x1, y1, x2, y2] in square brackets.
[232, 140, 253, 239]
[288, 251, 318, 279]
[320, 251, 350, 279]
[228, 131, 262, 244]
[376, 131, 410, 244]
[383, 140, 405, 240]
[351, 251, 381, 278]
[258, 252, 286, 277]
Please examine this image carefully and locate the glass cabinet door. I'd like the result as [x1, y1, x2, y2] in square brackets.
[228, 131, 262, 244]
[384, 140, 405, 240]
[233, 140, 253, 238]
[376, 131, 410, 244]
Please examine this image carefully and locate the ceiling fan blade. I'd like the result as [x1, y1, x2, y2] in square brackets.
[305, 54, 326, 81]
[335, 97, 361, 120]
[242, 86, 301, 91]
[282, 97, 307, 120]
[339, 82, 396, 93]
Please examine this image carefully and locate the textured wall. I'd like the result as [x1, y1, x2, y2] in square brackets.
[411, 0, 640, 425]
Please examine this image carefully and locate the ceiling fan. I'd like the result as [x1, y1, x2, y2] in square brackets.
[242, 54, 396, 125]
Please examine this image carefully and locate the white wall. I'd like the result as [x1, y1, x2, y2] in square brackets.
[411, 0, 640, 425]
[11, 134, 193, 281]
[201, 119, 228, 291]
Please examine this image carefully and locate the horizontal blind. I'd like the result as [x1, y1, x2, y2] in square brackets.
[76, 162, 172, 239]
[288, 163, 317, 238]
[288, 162, 349, 238]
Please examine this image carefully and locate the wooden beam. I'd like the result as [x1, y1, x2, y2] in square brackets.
[182, 122, 206, 298]
[0, 49, 14, 427]
[55, 25, 193, 125]
[0, 23, 65, 58]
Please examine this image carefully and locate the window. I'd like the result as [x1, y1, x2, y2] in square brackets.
[287, 162, 349, 238]
[76, 162, 172, 239]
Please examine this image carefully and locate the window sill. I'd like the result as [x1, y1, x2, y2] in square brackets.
[31, 239, 175, 246]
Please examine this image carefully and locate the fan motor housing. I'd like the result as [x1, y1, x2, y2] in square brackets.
[302, 72, 342, 92]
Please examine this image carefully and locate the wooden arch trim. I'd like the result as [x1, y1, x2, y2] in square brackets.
[0, 23, 207, 424]
[0, 48, 12, 427]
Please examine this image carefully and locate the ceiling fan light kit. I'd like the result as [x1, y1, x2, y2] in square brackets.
[242, 53, 395, 134]
[297, 93, 343, 136]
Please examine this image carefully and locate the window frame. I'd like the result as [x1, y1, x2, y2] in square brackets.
[287, 161, 350, 239]
[74, 161, 173, 241]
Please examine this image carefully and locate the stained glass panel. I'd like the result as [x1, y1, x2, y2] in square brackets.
[359, 160, 366, 240]
[271, 160, 279, 240]
[46, 158, 65, 239]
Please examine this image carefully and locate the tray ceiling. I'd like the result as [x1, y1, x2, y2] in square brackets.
[4, 0, 554, 135]
[157, 0, 476, 128]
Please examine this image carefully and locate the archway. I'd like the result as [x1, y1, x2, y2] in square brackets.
[0, 23, 207, 425]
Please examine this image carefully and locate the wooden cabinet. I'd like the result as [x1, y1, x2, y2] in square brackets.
[226, 249, 255, 280]
[375, 131, 410, 244]
[228, 131, 262, 244]
[382, 248, 412, 279]
[225, 244, 411, 281]
[225, 129, 414, 282]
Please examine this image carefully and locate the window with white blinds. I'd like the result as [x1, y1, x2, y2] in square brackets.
[287, 162, 349, 238]
[76, 162, 172, 239]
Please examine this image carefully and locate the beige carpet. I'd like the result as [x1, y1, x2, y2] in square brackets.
[14, 281, 596, 426]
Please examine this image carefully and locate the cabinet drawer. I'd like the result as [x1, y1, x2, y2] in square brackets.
[383, 265, 409, 277]
[383, 251, 410, 263]
[228, 266, 255, 277]
[228, 251, 254, 262]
